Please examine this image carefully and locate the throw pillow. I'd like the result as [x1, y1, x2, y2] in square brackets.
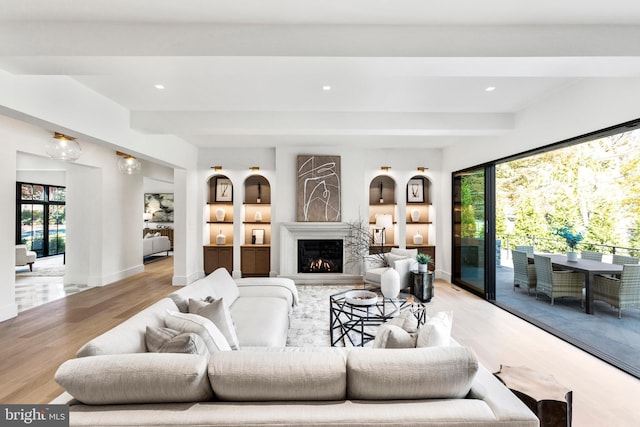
[373, 324, 417, 348]
[165, 310, 231, 353]
[168, 293, 189, 313]
[145, 326, 180, 352]
[159, 332, 210, 356]
[416, 311, 453, 347]
[388, 309, 421, 334]
[189, 298, 240, 350]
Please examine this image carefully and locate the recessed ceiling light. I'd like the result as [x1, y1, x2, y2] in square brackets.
[322, 85, 331, 91]
[485, 86, 496, 92]
[154, 84, 165, 90]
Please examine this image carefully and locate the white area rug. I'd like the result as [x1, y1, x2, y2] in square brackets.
[287, 285, 364, 348]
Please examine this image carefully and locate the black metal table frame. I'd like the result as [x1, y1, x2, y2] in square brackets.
[329, 290, 426, 347]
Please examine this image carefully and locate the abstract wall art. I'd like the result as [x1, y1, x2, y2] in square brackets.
[296, 155, 341, 222]
[144, 193, 174, 223]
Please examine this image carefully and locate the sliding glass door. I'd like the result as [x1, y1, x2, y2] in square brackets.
[452, 167, 495, 298]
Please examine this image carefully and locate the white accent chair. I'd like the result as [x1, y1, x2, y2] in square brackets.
[16, 244, 37, 271]
[364, 248, 418, 291]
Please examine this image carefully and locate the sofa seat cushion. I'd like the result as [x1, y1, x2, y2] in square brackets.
[209, 351, 346, 401]
[55, 353, 213, 405]
[230, 297, 289, 348]
[76, 298, 179, 357]
[347, 346, 478, 400]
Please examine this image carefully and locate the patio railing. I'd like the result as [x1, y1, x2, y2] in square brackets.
[499, 233, 640, 258]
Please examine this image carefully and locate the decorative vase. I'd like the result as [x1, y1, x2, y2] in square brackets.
[254, 210, 263, 222]
[413, 231, 423, 245]
[567, 251, 578, 262]
[418, 263, 428, 273]
[216, 230, 226, 245]
[380, 268, 401, 299]
[410, 208, 421, 222]
[215, 207, 225, 222]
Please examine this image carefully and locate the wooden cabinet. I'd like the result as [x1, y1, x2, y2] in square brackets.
[241, 246, 270, 277]
[204, 245, 233, 275]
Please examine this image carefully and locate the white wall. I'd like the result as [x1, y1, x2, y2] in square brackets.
[0, 114, 150, 321]
[197, 145, 442, 277]
[439, 78, 640, 280]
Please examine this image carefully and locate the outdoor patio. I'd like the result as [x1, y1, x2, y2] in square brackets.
[495, 252, 640, 378]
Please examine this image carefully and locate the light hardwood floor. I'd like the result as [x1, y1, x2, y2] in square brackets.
[2, 259, 640, 425]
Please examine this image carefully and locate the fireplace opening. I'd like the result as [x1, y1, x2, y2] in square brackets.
[297, 239, 343, 273]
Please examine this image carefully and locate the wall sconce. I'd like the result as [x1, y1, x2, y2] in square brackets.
[46, 132, 82, 161]
[250, 166, 260, 172]
[380, 166, 391, 172]
[211, 165, 223, 171]
[379, 181, 384, 204]
[417, 167, 428, 173]
[116, 151, 142, 175]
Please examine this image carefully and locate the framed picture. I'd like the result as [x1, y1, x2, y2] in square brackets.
[215, 178, 233, 202]
[407, 178, 424, 203]
[252, 229, 265, 245]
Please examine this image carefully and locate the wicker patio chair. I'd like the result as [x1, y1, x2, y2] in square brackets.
[534, 254, 584, 306]
[593, 264, 640, 318]
[581, 250, 603, 261]
[512, 250, 536, 295]
[515, 245, 534, 256]
[612, 254, 640, 265]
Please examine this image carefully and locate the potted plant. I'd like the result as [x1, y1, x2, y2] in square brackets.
[553, 226, 584, 262]
[416, 253, 432, 273]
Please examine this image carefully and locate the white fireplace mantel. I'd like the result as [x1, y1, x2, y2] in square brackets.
[279, 222, 362, 284]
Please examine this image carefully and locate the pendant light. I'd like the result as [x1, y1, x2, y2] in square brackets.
[46, 132, 82, 161]
[116, 151, 142, 175]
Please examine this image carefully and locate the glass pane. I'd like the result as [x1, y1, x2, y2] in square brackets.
[453, 169, 486, 293]
[20, 205, 34, 246]
[31, 205, 45, 256]
[49, 186, 66, 202]
[21, 184, 33, 200]
[33, 185, 46, 201]
[48, 205, 66, 255]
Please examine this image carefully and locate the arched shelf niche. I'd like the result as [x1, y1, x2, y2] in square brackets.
[241, 175, 271, 277]
[405, 175, 435, 265]
[204, 174, 234, 274]
[368, 175, 397, 249]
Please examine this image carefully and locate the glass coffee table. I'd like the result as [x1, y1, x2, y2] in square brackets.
[329, 289, 427, 347]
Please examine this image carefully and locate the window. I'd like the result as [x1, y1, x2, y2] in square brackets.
[16, 182, 66, 257]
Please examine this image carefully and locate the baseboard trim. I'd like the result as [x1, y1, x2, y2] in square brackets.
[0, 302, 18, 322]
[87, 265, 145, 287]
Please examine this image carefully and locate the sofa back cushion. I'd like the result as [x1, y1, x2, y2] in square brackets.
[209, 351, 347, 401]
[172, 267, 239, 309]
[347, 346, 478, 400]
[76, 298, 178, 357]
[55, 353, 213, 405]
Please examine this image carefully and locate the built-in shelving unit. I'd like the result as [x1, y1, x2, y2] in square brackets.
[405, 175, 435, 267]
[204, 175, 234, 274]
[241, 175, 271, 277]
[368, 175, 396, 248]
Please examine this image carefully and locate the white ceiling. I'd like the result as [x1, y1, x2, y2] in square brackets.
[2, 0, 640, 149]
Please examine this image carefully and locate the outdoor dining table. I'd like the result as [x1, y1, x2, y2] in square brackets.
[529, 254, 623, 315]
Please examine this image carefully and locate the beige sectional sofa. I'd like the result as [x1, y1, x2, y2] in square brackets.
[53, 268, 538, 427]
